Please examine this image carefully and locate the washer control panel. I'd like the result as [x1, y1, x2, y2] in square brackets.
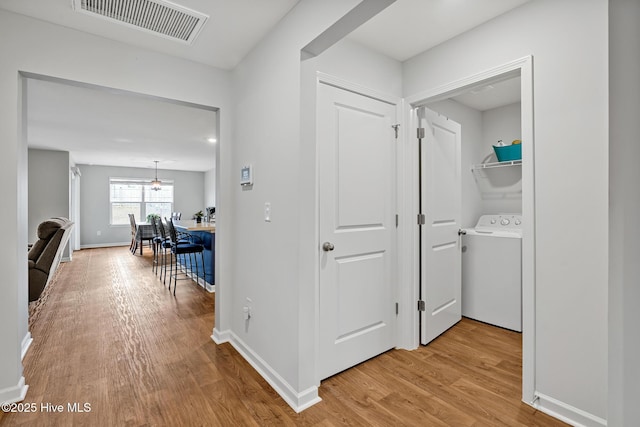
[475, 214, 523, 232]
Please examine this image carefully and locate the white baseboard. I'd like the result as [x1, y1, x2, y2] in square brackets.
[21, 332, 33, 360]
[211, 329, 321, 412]
[80, 242, 129, 249]
[0, 377, 28, 405]
[211, 328, 230, 344]
[533, 392, 607, 427]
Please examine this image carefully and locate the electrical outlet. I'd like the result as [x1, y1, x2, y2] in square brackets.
[97, 230, 101, 236]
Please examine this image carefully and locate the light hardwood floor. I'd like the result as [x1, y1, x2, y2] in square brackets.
[1, 247, 565, 426]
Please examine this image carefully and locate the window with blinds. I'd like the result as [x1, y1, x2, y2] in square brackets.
[109, 177, 174, 225]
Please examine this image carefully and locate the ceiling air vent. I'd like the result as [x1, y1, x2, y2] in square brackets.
[72, 0, 208, 44]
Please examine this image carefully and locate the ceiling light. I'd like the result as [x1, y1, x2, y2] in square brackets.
[151, 160, 161, 191]
[207, 137, 217, 143]
[470, 85, 495, 95]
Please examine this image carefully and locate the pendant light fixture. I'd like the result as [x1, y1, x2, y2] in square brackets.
[151, 160, 161, 191]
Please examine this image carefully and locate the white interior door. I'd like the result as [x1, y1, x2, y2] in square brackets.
[318, 82, 397, 379]
[419, 106, 462, 345]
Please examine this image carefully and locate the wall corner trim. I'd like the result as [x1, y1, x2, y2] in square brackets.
[211, 328, 230, 344]
[533, 392, 607, 427]
[21, 332, 33, 360]
[0, 377, 28, 405]
[214, 331, 321, 412]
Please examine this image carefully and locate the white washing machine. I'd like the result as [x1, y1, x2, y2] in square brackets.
[461, 214, 522, 332]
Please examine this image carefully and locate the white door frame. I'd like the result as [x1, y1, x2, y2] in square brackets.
[397, 56, 536, 405]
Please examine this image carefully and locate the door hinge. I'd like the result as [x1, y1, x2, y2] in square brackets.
[417, 127, 425, 139]
[396, 302, 399, 315]
[417, 300, 426, 312]
[391, 124, 400, 139]
[395, 214, 399, 228]
[417, 214, 426, 225]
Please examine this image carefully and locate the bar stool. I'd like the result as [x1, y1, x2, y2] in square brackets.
[128, 213, 138, 253]
[157, 219, 174, 285]
[159, 219, 191, 285]
[150, 216, 164, 275]
[165, 219, 206, 295]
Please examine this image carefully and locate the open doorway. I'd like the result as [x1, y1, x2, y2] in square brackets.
[422, 74, 523, 339]
[22, 72, 220, 326]
[404, 56, 535, 404]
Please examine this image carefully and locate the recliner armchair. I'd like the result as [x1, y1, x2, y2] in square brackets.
[28, 217, 74, 302]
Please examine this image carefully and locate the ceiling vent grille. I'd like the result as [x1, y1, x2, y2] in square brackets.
[72, 0, 208, 44]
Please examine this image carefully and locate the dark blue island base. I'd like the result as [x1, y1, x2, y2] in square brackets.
[173, 222, 215, 293]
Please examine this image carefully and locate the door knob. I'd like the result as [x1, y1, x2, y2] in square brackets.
[322, 242, 335, 252]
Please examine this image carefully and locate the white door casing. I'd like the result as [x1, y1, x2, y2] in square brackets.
[402, 57, 534, 402]
[318, 81, 397, 380]
[419, 107, 462, 345]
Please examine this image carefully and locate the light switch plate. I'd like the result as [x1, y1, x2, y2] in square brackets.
[264, 202, 271, 222]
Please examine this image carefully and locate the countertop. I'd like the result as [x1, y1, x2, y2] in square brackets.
[172, 220, 216, 232]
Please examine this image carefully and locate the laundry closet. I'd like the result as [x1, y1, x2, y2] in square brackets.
[426, 76, 523, 333]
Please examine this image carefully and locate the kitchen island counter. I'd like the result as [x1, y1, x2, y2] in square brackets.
[172, 220, 215, 291]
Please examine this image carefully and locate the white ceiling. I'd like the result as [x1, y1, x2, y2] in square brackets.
[348, 0, 530, 62]
[451, 76, 521, 111]
[0, 0, 301, 70]
[27, 78, 217, 172]
[2, 0, 530, 171]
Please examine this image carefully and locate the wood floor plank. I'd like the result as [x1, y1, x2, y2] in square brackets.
[0, 247, 566, 426]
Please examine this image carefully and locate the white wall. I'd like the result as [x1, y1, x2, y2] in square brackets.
[609, 0, 640, 425]
[308, 38, 402, 96]
[404, 0, 608, 421]
[204, 168, 216, 210]
[0, 8, 232, 404]
[28, 149, 71, 244]
[481, 103, 522, 215]
[483, 103, 522, 153]
[78, 164, 206, 247]
[224, 0, 363, 408]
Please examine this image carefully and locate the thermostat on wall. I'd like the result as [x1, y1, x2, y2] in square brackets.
[240, 164, 253, 186]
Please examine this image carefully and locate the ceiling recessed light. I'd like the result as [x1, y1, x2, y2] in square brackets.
[207, 137, 217, 143]
[470, 84, 495, 95]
